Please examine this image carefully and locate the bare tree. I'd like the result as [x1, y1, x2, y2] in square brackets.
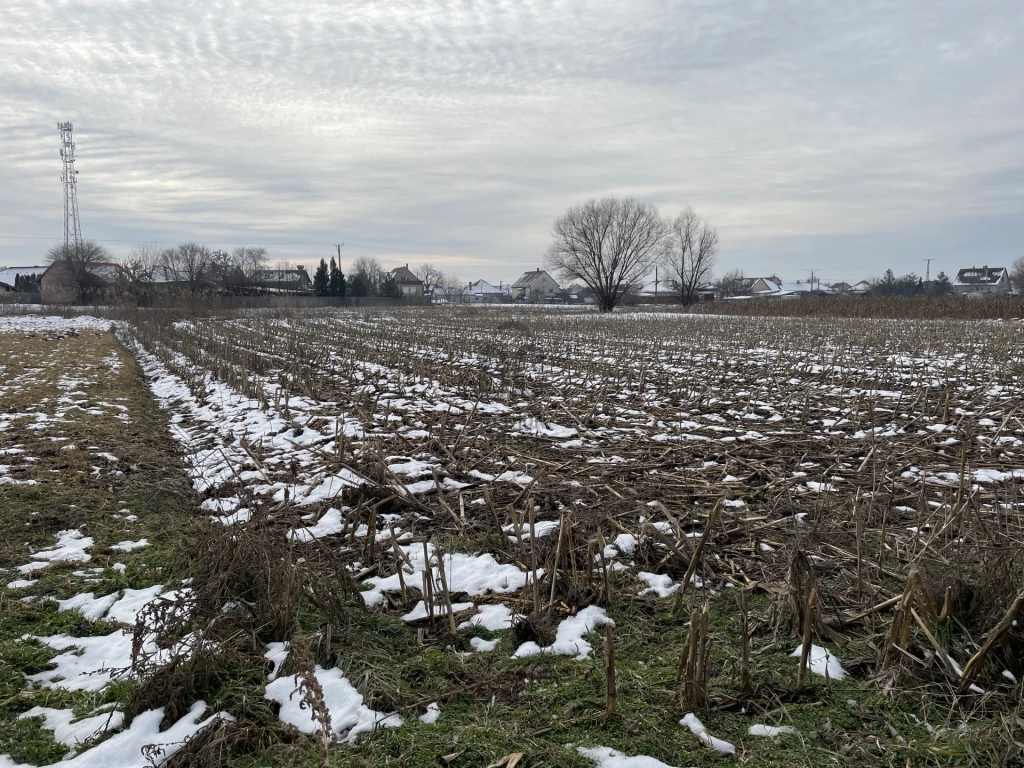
[162, 242, 212, 294]
[662, 207, 719, 306]
[233, 247, 268, 283]
[413, 263, 443, 293]
[438, 273, 469, 304]
[45, 240, 115, 300]
[545, 197, 668, 312]
[351, 255, 385, 296]
[715, 268, 747, 298]
[1012, 256, 1024, 295]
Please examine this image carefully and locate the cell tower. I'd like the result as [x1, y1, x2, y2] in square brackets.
[58, 122, 82, 254]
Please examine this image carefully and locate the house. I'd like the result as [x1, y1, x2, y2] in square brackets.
[467, 279, 504, 303]
[851, 280, 871, 295]
[751, 278, 832, 297]
[40, 261, 120, 304]
[0, 266, 47, 292]
[953, 266, 1011, 297]
[255, 266, 312, 293]
[511, 269, 560, 301]
[389, 264, 425, 297]
[749, 278, 781, 294]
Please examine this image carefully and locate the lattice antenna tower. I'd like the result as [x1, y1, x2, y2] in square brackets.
[58, 122, 82, 254]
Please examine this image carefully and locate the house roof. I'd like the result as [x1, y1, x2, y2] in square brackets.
[954, 267, 1007, 286]
[0, 267, 47, 286]
[150, 265, 188, 283]
[469, 279, 502, 293]
[390, 265, 422, 284]
[512, 269, 555, 288]
[752, 279, 780, 293]
[256, 268, 309, 283]
[89, 263, 121, 281]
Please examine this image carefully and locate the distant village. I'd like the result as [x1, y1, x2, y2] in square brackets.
[0, 258, 1017, 306]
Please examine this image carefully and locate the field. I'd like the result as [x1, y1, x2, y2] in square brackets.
[2, 307, 1024, 767]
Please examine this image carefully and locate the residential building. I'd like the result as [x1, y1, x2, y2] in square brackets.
[511, 269, 560, 301]
[467, 279, 504, 303]
[953, 266, 1011, 297]
[255, 266, 312, 293]
[389, 264, 425, 297]
[751, 278, 833, 297]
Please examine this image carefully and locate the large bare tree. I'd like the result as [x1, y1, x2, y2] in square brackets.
[413, 263, 443, 293]
[45, 240, 115, 300]
[545, 197, 668, 312]
[662, 207, 719, 306]
[162, 242, 212, 293]
[233, 247, 268, 283]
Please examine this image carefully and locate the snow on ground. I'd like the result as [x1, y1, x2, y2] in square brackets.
[790, 644, 848, 681]
[362, 543, 533, 607]
[418, 702, 441, 724]
[459, 603, 515, 630]
[264, 666, 402, 744]
[513, 605, 613, 660]
[0, 702, 229, 768]
[679, 712, 736, 755]
[576, 745, 688, 768]
[17, 707, 125, 750]
[0, 314, 111, 334]
[749, 724, 798, 737]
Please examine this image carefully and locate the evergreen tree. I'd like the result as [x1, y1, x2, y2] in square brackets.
[380, 273, 402, 298]
[313, 259, 329, 295]
[933, 271, 953, 296]
[350, 274, 368, 297]
[328, 258, 344, 296]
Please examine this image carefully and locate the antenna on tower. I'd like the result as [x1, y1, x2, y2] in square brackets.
[58, 122, 82, 255]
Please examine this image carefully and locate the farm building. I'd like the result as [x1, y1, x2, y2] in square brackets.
[389, 265, 425, 297]
[953, 266, 1010, 297]
[511, 269, 560, 301]
[40, 261, 120, 304]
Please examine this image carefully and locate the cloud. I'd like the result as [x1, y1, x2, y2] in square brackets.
[0, 0, 1022, 281]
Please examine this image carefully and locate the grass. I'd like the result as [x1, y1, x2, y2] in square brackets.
[0, 328, 204, 763]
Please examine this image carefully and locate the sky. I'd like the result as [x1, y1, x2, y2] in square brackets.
[1, 0, 1022, 285]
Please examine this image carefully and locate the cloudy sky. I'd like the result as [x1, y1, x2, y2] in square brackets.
[2, 0, 1022, 284]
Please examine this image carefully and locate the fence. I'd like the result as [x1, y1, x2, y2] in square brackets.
[0, 293, 41, 305]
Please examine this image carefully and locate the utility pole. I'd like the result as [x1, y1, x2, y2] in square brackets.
[809, 269, 818, 291]
[923, 258, 933, 283]
[335, 243, 344, 262]
[654, 266, 659, 301]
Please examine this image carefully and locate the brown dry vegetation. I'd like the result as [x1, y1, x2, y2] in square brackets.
[689, 295, 1024, 321]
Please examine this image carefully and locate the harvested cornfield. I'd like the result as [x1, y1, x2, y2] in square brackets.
[4, 306, 1024, 767]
